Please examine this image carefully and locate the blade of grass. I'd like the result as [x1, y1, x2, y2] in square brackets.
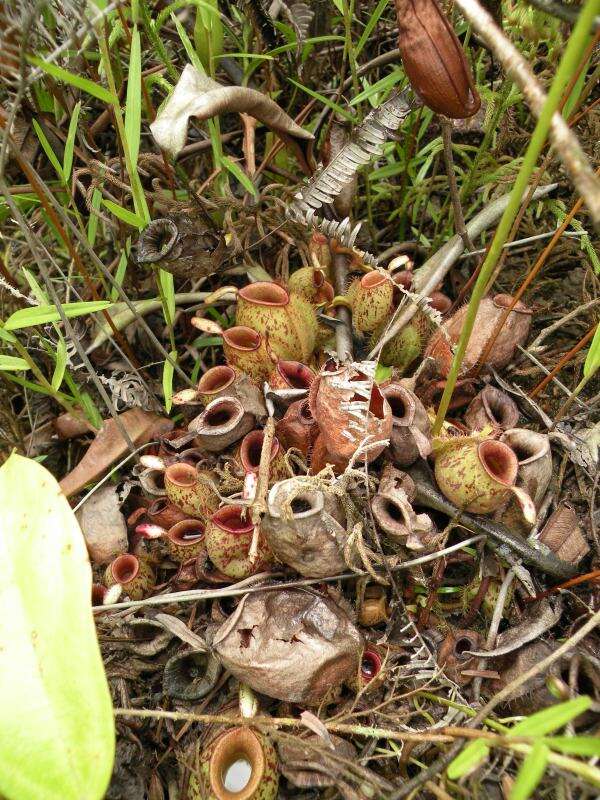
[27, 56, 118, 105]
[355, 0, 389, 56]
[32, 120, 64, 182]
[125, 25, 142, 169]
[62, 101, 81, 182]
[101, 198, 145, 228]
[287, 77, 356, 121]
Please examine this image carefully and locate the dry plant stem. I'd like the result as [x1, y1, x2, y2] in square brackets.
[94, 534, 485, 611]
[472, 568, 515, 701]
[454, 0, 600, 224]
[368, 184, 556, 358]
[249, 415, 276, 560]
[441, 120, 472, 251]
[530, 324, 597, 397]
[433, 0, 600, 435]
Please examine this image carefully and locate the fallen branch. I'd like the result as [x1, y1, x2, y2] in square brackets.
[408, 461, 577, 579]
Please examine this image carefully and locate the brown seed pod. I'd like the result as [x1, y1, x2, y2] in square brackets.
[394, 0, 480, 118]
[464, 385, 519, 432]
[214, 589, 363, 705]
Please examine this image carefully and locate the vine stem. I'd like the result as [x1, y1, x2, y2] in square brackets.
[432, 0, 600, 436]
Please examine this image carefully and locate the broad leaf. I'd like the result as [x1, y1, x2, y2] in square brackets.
[510, 741, 548, 800]
[447, 740, 489, 780]
[511, 697, 591, 737]
[4, 301, 113, 330]
[0, 454, 115, 800]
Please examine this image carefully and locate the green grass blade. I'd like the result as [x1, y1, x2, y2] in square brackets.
[63, 101, 81, 182]
[287, 77, 356, 122]
[583, 323, 600, 378]
[163, 349, 177, 413]
[447, 740, 489, 780]
[101, 198, 145, 229]
[51, 339, 68, 391]
[221, 155, 258, 197]
[125, 25, 142, 169]
[511, 697, 591, 737]
[4, 301, 113, 331]
[28, 56, 118, 104]
[0, 356, 31, 372]
[545, 736, 600, 757]
[355, 0, 389, 56]
[32, 119, 64, 181]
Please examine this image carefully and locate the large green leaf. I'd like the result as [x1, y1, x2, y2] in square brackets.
[0, 454, 115, 800]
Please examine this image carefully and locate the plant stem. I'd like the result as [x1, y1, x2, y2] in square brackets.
[432, 0, 600, 435]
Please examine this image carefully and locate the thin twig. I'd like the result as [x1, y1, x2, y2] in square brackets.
[94, 534, 485, 612]
[441, 120, 473, 251]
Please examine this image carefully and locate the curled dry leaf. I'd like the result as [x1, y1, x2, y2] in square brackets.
[150, 65, 314, 173]
[75, 484, 128, 565]
[60, 409, 174, 498]
[467, 599, 562, 658]
[214, 589, 363, 705]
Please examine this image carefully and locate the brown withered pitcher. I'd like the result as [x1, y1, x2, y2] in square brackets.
[395, 0, 481, 118]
